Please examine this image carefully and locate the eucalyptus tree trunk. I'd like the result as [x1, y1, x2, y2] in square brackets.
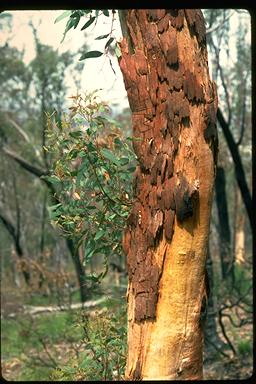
[118, 9, 218, 380]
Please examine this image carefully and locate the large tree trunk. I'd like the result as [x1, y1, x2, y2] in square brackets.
[119, 9, 218, 380]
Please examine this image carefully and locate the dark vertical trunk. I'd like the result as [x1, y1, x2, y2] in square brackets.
[38, 188, 47, 289]
[13, 174, 30, 285]
[204, 245, 225, 357]
[0, 213, 30, 285]
[66, 238, 88, 303]
[41, 87, 50, 171]
[217, 108, 252, 229]
[15, 241, 30, 285]
[215, 166, 233, 279]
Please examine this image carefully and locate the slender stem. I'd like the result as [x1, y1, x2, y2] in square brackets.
[218, 310, 237, 356]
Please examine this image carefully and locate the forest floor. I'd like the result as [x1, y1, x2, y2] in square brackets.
[1, 285, 253, 381]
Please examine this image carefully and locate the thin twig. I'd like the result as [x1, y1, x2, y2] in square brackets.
[206, 10, 235, 36]
[218, 310, 237, 356]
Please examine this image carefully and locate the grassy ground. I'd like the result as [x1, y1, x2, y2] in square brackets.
[1, 284, 127, 381]
[1, 282, 253, 381]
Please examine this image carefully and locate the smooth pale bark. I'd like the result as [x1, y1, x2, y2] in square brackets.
[233, 190, 245, 265]
[119, 10, 218, 380]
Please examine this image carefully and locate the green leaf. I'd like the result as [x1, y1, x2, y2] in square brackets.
[42, 175, 61, 184]
[69, 130, 82, 138]
[115, 44, 122, 58]
[78, 151, 87, 157]
[61, 17, 78, 43]
[84, 240, 97, 264]
[95, 229, 105, 241]
[81, 16, 96, 30]
[95, 33, 110, 40]
[86, 205, 97, 210]
[54, 11, 72, 24]
[119, 157, 129, 166]
[127, 165, 136, 172]
[49, 203, 62, 211]
[105, 37, 114, 49]
[103, 10, 110, 17]
[72, 17, 80, 29]
[70, 10, 85, 18]
[101, 148, 120, 165]
[79, 50, 103, 61]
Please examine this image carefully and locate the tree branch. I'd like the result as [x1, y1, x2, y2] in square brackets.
[206, 10, 235, 36]
[2, 146, 47, 177]
[0, 211, 16, 242]
[5, 114, 43, 160]
[6, 115, 30, 143]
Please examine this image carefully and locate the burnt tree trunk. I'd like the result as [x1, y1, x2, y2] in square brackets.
[215, 166, 233, 279]
[0, 213, 30, 285]
[217, 108, 252, 229]
[66, 238, 88, 303]
[204, 245, 226, 357]
[119, 9, 218, 380]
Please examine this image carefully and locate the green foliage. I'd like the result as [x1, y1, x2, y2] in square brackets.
[1, 312, 80, 360]
[56, 9, 120, 60]
[46, 91, 136, 283]
[79, 50, 103, 61]
[237, 339, 252, 356]
[51, 300, 127, 381]
[54, 10, 72, 24]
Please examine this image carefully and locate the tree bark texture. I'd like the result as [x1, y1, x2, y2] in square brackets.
[119, 9, 218, 380]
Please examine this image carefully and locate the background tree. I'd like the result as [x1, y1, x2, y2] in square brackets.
[0, 15, 89, 301]
[203, 8, 252, 359]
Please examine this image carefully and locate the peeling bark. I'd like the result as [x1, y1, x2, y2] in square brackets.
[118, 9, 217, 380]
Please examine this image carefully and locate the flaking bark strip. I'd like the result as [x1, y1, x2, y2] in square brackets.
[167, 66, 183, 91]
[184, 9, 206, 46]
[160, 177, 176, 210]
[168, 9, 185, 30]
[157, 13, 170, 33]
[174, 175, 199, 222]
[183, 69, 204, 103]
[164, 209, 175, 241]
[147, 9, 166, 23]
